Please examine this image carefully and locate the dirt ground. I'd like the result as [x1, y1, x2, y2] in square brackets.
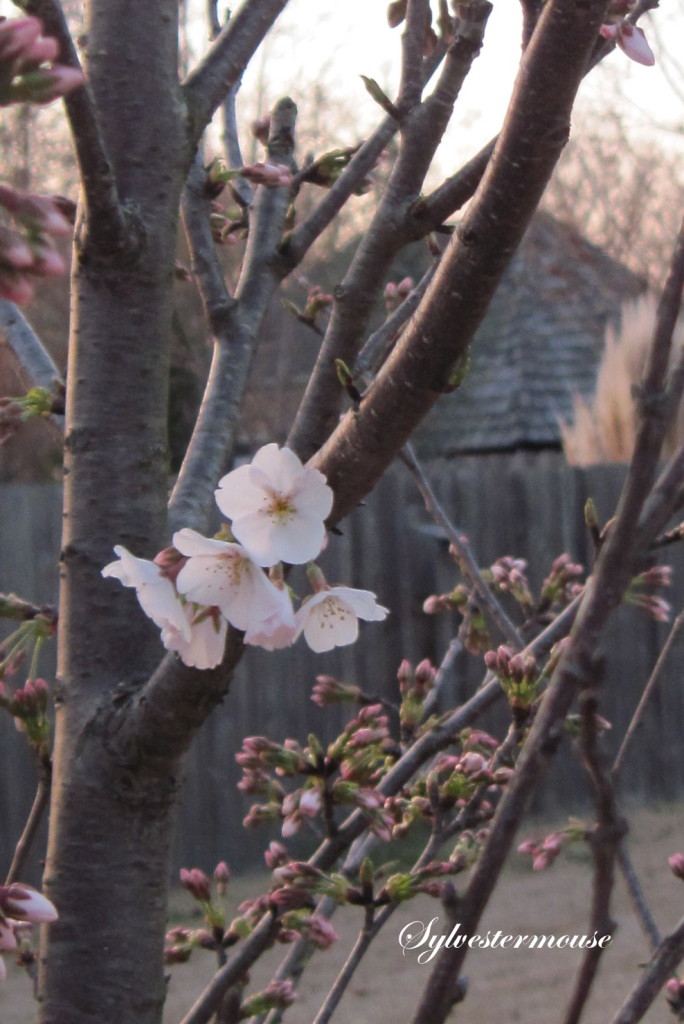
[3, 803, 684, 1024]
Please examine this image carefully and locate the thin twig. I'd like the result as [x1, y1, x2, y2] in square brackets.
[617, 841, 661, 954]
[400, 443, 523, 649]
[609, 915, 684, 1024]
[179, 597, 581, 1024]
[562, 691, 625, 1024]
[612, 610, 684, 782]
[183, 0, 291, 148]
[5, 756, 52, 884]
[0, 301, 63, 393]
[355, 263, 437, 378]
[311, 906, 379, 1024]
[169, 99, 296, 534]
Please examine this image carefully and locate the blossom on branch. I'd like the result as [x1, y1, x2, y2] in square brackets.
[215, 444, 333, 567]
[173, 527, 294, 637]
[101, 546, 227, 669]
[295, 583, 389, 653]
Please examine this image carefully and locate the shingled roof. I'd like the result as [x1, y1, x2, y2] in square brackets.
[414, 211, 646, 456]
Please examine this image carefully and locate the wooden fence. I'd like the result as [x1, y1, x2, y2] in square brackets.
[2, 452, 683, 876]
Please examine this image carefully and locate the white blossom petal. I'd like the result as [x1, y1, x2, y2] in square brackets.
[244, 585, 297, 650]
[214, 445, 333, 567]
[175, 528, 288, 632]
[295, 586, 388, 653]
[162, 607, 227, 670]
[102, 546, 191, 642]
[102, 543, 226, 669]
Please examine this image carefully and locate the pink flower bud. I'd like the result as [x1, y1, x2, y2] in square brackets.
[213, 861, 230, 885]
[617, 23, 655, 65]
[0, 884, 57, 923]
[308, 915, 338, 949]
[669, 853, 684, 881]
[0, 17, 42, 63]
[0, 226, 34, 268]
[298, 788, 322, 817]
[264, 841, 289, 870]
[21, 36, 59, 65]
[179, 867, 211, 902]
[9, 64, 84, 105]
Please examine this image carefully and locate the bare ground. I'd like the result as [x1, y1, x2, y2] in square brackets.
[3, 804, 684, 1024]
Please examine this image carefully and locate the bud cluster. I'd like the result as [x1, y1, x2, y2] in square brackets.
[484, 645, 540, 712]
[384, 276, 414, 313]
[539, 554, 584, 610]
[624, 563, 673, 623]
[397, 658, 436, 741]
[0, 184, 74, 304]
[518, 822, 585, 871]
[0, 677, 50, 752]
[238, 705, 396, 841]
[167, 861, 236, 964]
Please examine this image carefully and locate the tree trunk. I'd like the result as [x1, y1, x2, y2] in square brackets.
[38, 2, 189, 1021]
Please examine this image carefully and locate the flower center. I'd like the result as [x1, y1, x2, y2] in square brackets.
[266, 492, 296, 525]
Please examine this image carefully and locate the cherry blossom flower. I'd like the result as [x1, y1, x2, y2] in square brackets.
[173, 528, 293, 636]
[101, 546, 226, 669]
[215, 445, 333, 567]
[295, 586, 389, 653]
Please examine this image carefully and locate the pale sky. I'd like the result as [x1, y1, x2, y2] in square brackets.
[0, 0, 679, 182]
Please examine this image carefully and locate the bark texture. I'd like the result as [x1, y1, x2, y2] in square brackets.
[39, 3, 189, 1021]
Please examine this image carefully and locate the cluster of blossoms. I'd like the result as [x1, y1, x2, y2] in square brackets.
[0, 883, 57, 982]
[103, 444, 388, 669]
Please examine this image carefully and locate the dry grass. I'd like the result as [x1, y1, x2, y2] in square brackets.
[560, 297, 684, 466]
[4, 804, 684, 1024]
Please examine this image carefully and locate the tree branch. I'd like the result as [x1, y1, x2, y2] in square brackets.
[15, 0, 134, 252]
[0, 300, 62, 392]
[609, 916, 684, 1024]
[310, 0, 609, 518]
[287, 1, 492, 459]
[400, 443, 523, 648]
[183, 0, 291, 149]
[169, 99, 297, 534]
[5, 755, 51, 884]
[611, 609, 684, 782]
[407, 138, 684, 1022]
[562, 692, 625, 1024]
[169, 596, 580, 1024]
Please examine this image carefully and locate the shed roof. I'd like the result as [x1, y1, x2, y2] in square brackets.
[414, 211, 646, 456]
